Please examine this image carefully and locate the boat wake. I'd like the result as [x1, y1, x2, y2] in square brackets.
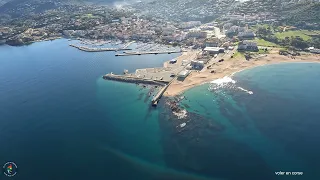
[237, 87, 253, 95]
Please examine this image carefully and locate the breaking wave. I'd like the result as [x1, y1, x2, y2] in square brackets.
[209, 76, 237, 91]
[208, 76, 253, 95]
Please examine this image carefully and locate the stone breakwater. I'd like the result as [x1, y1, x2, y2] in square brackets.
[102, 74, 167, 86]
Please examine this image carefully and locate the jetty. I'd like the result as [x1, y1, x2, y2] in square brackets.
[102, 72, 178, 106]
[102, 74, 167, 86]
[151, 77, 177, 106]
[115, 50, 184, 56]
[69, 42, 134, 52]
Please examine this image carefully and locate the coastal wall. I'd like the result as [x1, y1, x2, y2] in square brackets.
[102, 74, 167, 86]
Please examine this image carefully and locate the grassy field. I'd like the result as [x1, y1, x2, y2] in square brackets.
[233, 51, 245, 58]
[81, 14, 99, 19]
[275, 31, 312, 40]
[257, 49, 269, 54]
[299, 30, 320, 36]
[255, 38, 280, 47]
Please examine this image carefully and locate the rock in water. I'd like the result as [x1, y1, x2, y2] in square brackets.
[180, 123, 186, 128]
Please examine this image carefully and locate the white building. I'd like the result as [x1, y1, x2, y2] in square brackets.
[309, 47, 320, 54]
[191, 60, 204, 70]
[204, 47, 220, 54]
[178, 70, 190, 78]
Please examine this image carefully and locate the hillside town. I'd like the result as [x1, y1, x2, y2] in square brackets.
[0, 0, 319, 54]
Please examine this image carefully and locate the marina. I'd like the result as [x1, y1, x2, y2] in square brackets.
[115, 50, 184, 56]
[69, 41, 135, 52]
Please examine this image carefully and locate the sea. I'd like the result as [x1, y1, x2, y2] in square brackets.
[0, 39, 320, 180]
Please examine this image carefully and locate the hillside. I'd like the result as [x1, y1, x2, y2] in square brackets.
[131, 0, 240, 22]
[281, 2, 320, 24]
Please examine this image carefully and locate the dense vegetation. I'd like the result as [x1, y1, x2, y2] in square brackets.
[254, 25, 320, 49]
[281, 2, 320, 28]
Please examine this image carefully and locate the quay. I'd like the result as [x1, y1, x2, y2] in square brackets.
[69, 44, 132, 52]
[151, 77, 177, 106]
[102, 73, 177, 107]
[115, 50, 184, 56]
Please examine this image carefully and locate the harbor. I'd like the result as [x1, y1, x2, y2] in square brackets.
[102, 51, 199, 106]
[102, 72, 172, 106]
[102, 68, 175, 107]
[115, 50, 184, 56]
[69, 41, 135, 52]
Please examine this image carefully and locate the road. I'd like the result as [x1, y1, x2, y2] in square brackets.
[201, 48, 237, 73]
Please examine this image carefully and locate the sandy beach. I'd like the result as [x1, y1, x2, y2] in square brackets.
[165, 50, 320, 97]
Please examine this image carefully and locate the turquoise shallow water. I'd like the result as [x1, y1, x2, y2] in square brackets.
[172, 62, 320, 180]
[1, 39, 320, 180]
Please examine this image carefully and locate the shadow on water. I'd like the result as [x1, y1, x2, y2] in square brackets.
[102, 146, 225, 180]
[157, 97, 275, 180]
[137, 92, 145, 101]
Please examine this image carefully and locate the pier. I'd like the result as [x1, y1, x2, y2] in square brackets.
[151, 77, 177, 106]
[115, 50, 184, 56]
[69, 44, 132, 52]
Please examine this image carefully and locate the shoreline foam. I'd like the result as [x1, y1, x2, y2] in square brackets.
[164, 53, 320, 97]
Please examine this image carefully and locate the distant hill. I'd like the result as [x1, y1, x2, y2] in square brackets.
[281, 2, 320, 24]
[0, 0, 319, 27]
[232, 0, 320, 27]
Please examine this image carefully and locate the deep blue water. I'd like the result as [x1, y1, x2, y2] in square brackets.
[0, 39, 183, 180]
[1, 39, 320, 180]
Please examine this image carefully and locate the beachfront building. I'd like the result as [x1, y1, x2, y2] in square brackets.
[191, 60, 204, 70]
[308, 47, 320, 54]
[178, 70, 190, 79]
[237, 40, 258, 52]
[204, 47, 220, 54]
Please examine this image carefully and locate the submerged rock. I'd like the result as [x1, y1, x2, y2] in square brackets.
[180, 122, 186, 128]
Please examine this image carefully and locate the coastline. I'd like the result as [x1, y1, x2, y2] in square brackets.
[164, 52, 320, 97]
[5, 36, 62, 46]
